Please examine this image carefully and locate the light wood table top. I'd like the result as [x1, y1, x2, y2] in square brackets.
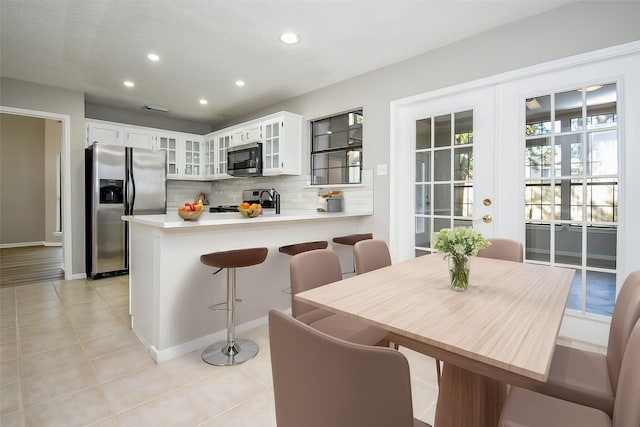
[295, 253, 574, 382]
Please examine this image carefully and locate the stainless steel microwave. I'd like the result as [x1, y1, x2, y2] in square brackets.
[227, 141, 263, 177]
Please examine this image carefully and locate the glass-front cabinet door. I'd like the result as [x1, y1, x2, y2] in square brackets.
[157, 135, 178, 177]
[183, 138, 200, 177]
[217, 133, 231, 177]
[263, 120, 280, 172]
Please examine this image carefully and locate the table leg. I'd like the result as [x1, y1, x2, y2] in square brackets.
[434, 363, 507, 427]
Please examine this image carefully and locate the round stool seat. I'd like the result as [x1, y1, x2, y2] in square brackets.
[279, 241, 328, 256]
[201, 247, 268, 269]
[332, 233, 373, 246]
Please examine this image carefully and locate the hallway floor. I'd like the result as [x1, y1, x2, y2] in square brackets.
[0, 275, 439, 426]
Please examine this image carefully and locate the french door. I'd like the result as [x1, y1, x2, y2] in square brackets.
[391, 43, 640, 345]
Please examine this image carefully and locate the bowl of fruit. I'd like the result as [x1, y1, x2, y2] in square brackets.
[178, 202, 204, 220]
[238, 202, 262, 218]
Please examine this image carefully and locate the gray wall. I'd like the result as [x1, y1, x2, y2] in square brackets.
[215, 2, 640, 243]
[0, 78, 85, 275]
[0, 114, 45, 244]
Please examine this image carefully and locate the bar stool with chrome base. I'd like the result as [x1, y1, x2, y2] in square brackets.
[332, 233, 373, 275]
[200, 247, 268, 366]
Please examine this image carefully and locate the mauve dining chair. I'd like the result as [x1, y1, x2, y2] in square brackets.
[522, 270, 640, 416]
[476, 238, 524, 263]
[269, 309, 429, 427]
[289, 249, 389, 346]
[499, 317, 640, 427]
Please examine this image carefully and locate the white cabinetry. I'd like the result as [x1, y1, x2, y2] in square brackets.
[156, 133, 180, 178]
[86, 121, 123, 147]
[125, 128, 154, 149]
[86, 120, 155, 149]
[182, 136, 201, 178]
[203, 132, 232, 179]
[155, 132, 203, 179]
[261, 112, 302, 175]
[231, 124, 261, 146]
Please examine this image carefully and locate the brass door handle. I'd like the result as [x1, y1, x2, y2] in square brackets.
[482, 215, 492, 223]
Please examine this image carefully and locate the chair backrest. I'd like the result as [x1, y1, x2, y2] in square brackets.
[354, 239, 392, 275]
[289, 249, 342, 318]
[268, 309, 415, 427]
[612, 318, 640, 427]
[476, 238, 523, 263]
[606, 270, 640, 393]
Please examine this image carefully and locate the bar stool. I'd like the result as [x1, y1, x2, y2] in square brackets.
[278, 241, 328, 256]
[278, 241, 328, 294]
[200, 247, 268, 366]
[332, 233, 373, 275]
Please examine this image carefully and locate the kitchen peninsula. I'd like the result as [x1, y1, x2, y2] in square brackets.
[123, 209, 372, 362]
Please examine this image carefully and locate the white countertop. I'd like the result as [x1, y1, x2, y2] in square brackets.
[122, 209, 372, 229]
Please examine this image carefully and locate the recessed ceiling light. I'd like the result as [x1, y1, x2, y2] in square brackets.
[147, 53, 160, 61]
[235, 80, 245, 87]
[280, 32, 299, 44]
[577, 85, 604, 93]
[124, 81, 135, 88]
[199, 99, 208, 105]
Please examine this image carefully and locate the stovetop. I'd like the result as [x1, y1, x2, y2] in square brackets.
[209, 205, 239, 213]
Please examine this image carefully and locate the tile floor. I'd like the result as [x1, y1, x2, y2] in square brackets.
[0, 276, 440, 426]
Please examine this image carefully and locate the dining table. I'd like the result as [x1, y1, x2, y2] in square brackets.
[295, 253, 574, 427]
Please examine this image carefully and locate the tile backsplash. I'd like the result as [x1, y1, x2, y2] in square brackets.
[167, 169, 373, 213]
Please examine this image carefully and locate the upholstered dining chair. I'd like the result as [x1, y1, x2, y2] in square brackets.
[522, 270, 640, 416]
[499, 318, 640, 427]
[476, 238, 524, 262]
[289, 249, 389, 346]
[353, 239, 392, 275]
[269, 309, 429, 427]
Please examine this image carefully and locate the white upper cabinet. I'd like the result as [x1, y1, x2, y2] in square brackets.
[125, 128, 154, 149]
[231, 123, 261, 146]
[182, 137, 201, 178]
[261, 112, 302, 175]
[86, 120, 155, 149]
[86, 120, 123, 147]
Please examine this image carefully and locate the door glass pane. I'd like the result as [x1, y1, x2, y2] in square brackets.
[586, 226, 617, 269]
[585, 271, 616, 316]
[525, 224, 550, 262]
[525, 95, 551, 136]
[433, 218, 450, 234]
[416, 118, 432, 149]
[454, 146, 473, 180]
[454, 110, 473, 145]
[415, 217, 430, 248]
[434, 114, 451, 147]
[555, 134, 583, 176]
[434, 150, 451, 181]
[433, 184, 451, 216]
[453, 183, 473, 217]
[586, 83, 617, 130]
[567, 272, 582, 311]
[415, 184, 430, 215]
[416, 151, 430, 182]
[555, 89, 583, 132]
[525, 137, 551, 178]
[588, 130, 617, 175]
[555, 225, 582, 265]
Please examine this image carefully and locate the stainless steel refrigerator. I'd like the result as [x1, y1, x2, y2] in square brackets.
[85, 144, 166, 279]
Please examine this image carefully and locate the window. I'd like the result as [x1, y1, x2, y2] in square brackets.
[524, 83, 618, 316]
[310, 110, 363, 185]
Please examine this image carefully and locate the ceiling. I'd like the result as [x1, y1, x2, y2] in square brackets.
[1, 0, 576, 128]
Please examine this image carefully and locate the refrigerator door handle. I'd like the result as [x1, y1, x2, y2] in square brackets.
[124, 148, 136, 215]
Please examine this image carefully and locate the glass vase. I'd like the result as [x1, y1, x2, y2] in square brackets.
[448, 255, 470, 291]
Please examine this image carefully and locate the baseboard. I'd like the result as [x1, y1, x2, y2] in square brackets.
[0, 241, 45, 249]
[44, 242, 62, 247]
